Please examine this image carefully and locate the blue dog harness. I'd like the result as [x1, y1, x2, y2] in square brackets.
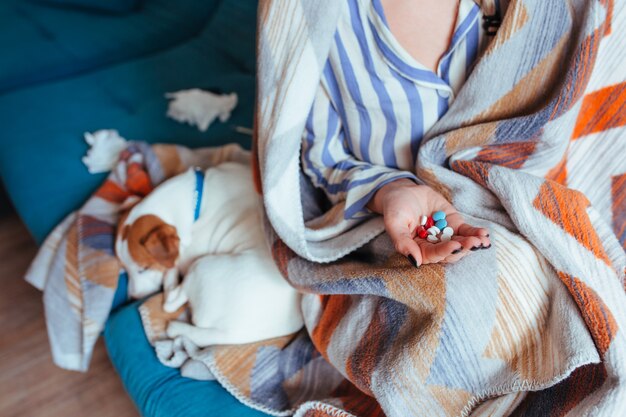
[193, 168, 204, 221]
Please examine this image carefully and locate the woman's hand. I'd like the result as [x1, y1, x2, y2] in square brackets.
[367, 179, 490, 267]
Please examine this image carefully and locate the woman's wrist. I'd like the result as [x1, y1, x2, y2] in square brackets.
[366, 178, 418, 214]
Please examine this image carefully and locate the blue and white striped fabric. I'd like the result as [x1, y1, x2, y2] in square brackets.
[302, 0, 487, 220]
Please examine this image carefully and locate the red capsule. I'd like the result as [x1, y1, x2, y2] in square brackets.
[417, 228, 428, 239]
[425, 217, 435, 229]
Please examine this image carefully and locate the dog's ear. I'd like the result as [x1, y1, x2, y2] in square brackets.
[121, 224, 130, 241]
[118, 211, 132, 241]
[125, 215, 180, 270]
[142, 223, 180, 269]
[117, 196, 141, 241]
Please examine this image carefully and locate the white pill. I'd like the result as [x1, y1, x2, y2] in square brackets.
[427, 226, 441, 236]
[442, 227, 454, 236]
[427, 235, 439, 243]
[440, 234, 452, 242]
[419, 215, 427, 226]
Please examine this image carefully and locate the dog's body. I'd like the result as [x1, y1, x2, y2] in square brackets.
[115, 162, 303, 346]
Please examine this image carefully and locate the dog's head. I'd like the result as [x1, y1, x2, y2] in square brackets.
[115, 208, 180, 298]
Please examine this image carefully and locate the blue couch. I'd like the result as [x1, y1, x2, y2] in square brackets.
[0, 1, 268, 415]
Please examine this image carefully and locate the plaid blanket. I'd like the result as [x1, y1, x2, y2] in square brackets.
[249, 0, 626, 415]
[26, 0, 626, 416]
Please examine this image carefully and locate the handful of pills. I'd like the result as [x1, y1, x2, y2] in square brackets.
[415, 211, 454, 243]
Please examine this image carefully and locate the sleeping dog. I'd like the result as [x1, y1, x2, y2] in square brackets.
[115, 162, 303, 346]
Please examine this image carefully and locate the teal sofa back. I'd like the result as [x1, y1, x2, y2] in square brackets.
[0, 0, 220, 93]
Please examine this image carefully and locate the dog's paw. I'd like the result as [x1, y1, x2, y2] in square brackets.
[166, 321, 186, 339]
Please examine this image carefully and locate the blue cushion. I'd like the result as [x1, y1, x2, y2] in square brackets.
[0, 0, 257, 243]
[0, 0, 220, 93]
[105, 301, 269, 417]
[32, 0, 140, 14]
[111, 272, 130, 311]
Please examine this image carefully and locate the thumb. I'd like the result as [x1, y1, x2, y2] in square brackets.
[386, 220, 423, 267]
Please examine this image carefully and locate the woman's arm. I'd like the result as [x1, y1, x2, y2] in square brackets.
[302, 85, 418, 220]
[302, 83, 490, 266]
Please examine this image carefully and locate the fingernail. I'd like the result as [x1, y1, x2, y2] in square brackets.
[451, 248, 462, 254]
[481, 244, 492, 250]
[407, 254, 418, 267]
[470, 246, 480, 251]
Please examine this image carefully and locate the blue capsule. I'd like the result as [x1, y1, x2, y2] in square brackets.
[432, 211, 446, 221]
[435, 219, 447, 230]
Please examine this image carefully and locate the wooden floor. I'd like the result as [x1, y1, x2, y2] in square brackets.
[0, 215, 138, 417]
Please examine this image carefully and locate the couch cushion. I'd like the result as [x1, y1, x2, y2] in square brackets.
[105, 300, 269, 417]
[0, 0, 221, 93]
[32, 0, 140, 14]
[0, 0, 257, 243]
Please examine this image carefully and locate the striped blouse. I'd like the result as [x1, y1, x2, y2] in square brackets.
[302, 0, 488, 220]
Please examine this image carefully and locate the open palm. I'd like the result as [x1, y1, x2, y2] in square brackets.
[369, 179, 491, 266]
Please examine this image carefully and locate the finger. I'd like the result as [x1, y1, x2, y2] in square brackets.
[456, 223, 490, 238]
[456, 224, 491, 249]
[444, 214, 488, 238]
[452, 232, 484, 252]
[387, 223, 424, 267]
[443, 235, 490, 263]
[476, 234, 491, 249]
[416, 239, 462, 264]
[451, 235, 483, 252]
[441, 249, 468, 264]
[442, 212, 464, 231]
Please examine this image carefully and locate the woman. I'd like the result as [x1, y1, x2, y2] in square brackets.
[300, 0, 495, 267]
